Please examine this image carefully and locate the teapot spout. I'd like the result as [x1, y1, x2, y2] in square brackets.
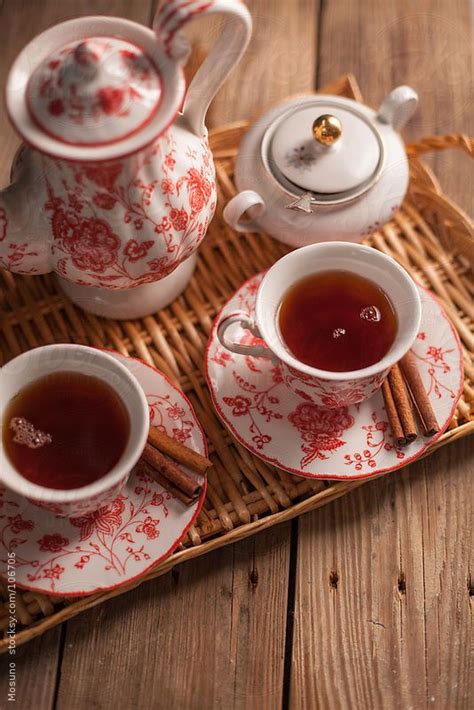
[0, 146, 51, 274]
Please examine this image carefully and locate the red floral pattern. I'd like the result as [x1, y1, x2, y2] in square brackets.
[211, 347, 234, 367]
[8, 514, 34, 534]
[54, 212, 121, 273]
[177, 167, 213, 217]
[97, 86, 124, 115]
[411, 345, 456, 399]
[223, 394, 252, 416]
[0, 352, 207, 595]
[284, 364, 389, 409]
[38, 534, 69, 552]
[222, 369, 283, 450]
[206, 272, 463, 480]
[35, 37, 160, 130]
[136, 515, 160, 540]
[33, 129, 217, 289]
[1, 122, 217, 282]
[169, 207, 188, 231]
[43, 564, 65, 580]
[320, 387, 366, 408]
[70, 497, 126, 541]
[93, 193, 117, 210]
[85, 163, 123, 191]
[124, 239, 154, 262]
[344, 413, 405, 471]
[289, 403, 354, 468]
[161, 178, 174, 194]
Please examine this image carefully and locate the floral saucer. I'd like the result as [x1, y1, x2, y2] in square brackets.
[0, 352, 207, 596]
[205, 273, 463, 480]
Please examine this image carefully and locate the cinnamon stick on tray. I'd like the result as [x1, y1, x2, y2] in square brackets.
[387, 364, 418, 444]
[142, 442, 203, 501]
[400, 351, 440, 437]
[148, 426, 212, 476]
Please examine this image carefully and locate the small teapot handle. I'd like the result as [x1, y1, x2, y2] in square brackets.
[223, 190, 266, 232]
[377, 86, 418, 131]
[154, 0, 252, 137]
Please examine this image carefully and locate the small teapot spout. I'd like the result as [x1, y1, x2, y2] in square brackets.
[0, 146, 51, 274]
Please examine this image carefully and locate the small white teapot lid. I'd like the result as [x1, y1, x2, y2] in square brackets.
[27, 38, 163, 147]
[267, 100, 383, 198]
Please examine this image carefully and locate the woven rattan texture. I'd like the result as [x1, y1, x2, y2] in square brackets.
[0, 76, 472, 651]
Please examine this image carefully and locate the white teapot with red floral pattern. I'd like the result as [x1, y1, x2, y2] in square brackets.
[0, 1, 251, 318]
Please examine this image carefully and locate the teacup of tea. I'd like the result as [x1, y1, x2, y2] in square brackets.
[218, 242, 422, 408]
[0, 345, 149, 517]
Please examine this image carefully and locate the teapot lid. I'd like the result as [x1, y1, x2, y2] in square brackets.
[265, 99, 384, 202]
[6, 17, 186, 161]
[26, 38, 163, 147]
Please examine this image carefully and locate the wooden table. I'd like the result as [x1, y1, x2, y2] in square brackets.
[0, 1, 472, 708]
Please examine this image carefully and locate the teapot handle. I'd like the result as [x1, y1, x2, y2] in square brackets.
[154, 0, 252, 137]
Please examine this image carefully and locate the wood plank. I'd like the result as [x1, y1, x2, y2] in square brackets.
[291, 438, 472, 709]
[57, 528, 291, 709]
[0, 629, 62, 709]
[292, 3, 472, 706]
[180, 0, 319, 128]
[314, 0, 473, 212]
[55, 2, 318, 708]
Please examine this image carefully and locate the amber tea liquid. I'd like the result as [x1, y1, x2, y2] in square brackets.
[3, 372, 130, 490]
[278, 270, 397, 372]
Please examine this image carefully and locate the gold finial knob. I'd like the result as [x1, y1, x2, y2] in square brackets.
[312, 114, 342, 146]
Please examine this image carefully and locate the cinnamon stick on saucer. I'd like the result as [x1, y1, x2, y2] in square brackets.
[387, 364, 418, 444]
[137, 460, 198, 507]
[148, 426, 212, 476]
[399, 351, 439, 436]
[142, 442, 203, 502]
[381, 378, 406, 447]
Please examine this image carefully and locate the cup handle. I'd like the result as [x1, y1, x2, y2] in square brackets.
[223, 190, 266, 233]
[217, 311, 274, 359]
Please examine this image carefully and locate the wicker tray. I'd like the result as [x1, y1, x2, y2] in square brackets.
[0, 75, 472, 652]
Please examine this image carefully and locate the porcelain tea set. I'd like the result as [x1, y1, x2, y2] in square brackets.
[0, 0, 418, 318]
[0, 2, 464, 596]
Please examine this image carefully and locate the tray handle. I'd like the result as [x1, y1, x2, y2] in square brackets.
[404, 133, 473, 255]
[406, 132, 473, 202]
[406, 133, 473, 157]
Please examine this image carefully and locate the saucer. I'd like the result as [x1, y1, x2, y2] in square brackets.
[205, 273, 463, 480]
[0, 352, 207, 596]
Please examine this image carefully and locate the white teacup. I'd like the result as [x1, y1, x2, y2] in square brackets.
[0, 345, 149, 517]
[218, 242, 422, 408]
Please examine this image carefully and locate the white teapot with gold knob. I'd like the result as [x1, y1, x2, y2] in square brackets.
[0, 0, 251, 319]
[224, 87, 418, 245]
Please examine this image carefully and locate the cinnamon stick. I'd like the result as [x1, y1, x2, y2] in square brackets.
[136, 460, 196, 506]
[382, 378, 406, 446]
[388, 364, 418, 443]
[400, 351, 439, 437]
[148, 426, 212, 476]
[142, 443, 203, 500]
